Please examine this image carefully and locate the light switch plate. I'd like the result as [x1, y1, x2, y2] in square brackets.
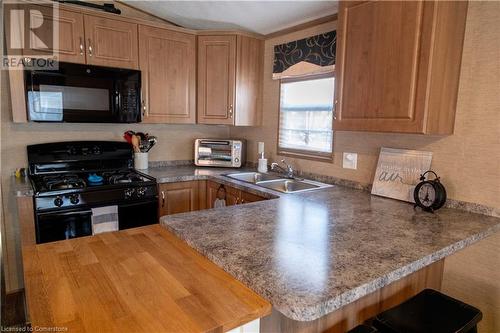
[343, 152, 358, 169]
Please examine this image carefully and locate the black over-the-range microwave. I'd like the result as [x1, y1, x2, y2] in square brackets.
[24, 61, 141, 123]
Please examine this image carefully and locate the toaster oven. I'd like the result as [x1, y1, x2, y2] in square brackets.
[194, 139, 246, 168]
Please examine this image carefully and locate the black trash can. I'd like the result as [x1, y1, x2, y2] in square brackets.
[374, 289, 482, 333]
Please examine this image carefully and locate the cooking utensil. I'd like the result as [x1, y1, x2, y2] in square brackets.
[131, 135, 141, 153]
[123, 130, 135, 144]
[146, 136, 157, 152]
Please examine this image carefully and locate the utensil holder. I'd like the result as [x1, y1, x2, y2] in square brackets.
[134, 152, 148, 170]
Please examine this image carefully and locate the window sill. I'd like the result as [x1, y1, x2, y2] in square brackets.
[277, 148, 334, 163]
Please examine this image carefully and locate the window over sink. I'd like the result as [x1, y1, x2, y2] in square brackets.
[278, 73, 335, 161]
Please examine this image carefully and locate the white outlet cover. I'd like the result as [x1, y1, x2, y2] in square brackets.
[343, 152, 358, 169]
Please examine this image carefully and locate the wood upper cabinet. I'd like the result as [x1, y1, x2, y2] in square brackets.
[84, 15, 139, 69]
[19, 5, 86, 64]
[198, 35, 236, 125]
[158, 181, 206, 217]
[334, 1, 468, 134]
[139, 26, 196, 123]
[197, 35, 263, 126]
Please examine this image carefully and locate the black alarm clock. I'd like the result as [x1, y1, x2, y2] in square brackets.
[413, 171, 447, 212]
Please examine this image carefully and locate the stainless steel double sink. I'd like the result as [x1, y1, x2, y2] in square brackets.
[224, 172, 331, 194]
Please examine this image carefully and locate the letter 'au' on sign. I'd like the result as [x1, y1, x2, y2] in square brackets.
[371, 147, 433, 203]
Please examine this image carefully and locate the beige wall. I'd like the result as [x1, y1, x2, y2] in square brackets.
[232, 1, 500, 211]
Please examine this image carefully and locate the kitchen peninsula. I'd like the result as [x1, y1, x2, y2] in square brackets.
[17, 166, 500, 333]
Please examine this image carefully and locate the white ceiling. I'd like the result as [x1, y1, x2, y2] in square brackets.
[123, 1, 338, 35]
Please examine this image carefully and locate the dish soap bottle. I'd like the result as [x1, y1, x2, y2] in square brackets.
[257, 142, 268, 173]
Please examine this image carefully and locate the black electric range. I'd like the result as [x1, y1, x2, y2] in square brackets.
[27, 141, 158, 244]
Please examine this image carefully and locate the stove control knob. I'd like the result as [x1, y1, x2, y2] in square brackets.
[69, 194, 80, 205]
[124, 188, 135, 199]
[136, 187, 147, 198]
[54, 196, 64, 207]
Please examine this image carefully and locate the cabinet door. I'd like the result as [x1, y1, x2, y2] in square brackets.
[197, 35, 236, 125]
[139, 26, 196, 123]
[335, 1, 429, 133]
[158, 181, 199, 216]
[234, 35, 264, 126]
[225, 186, 240, 206]
[206, 181, 220, 209]
[206, 181, 241, 207]
[240, 191, 265, 204]
[21, 6, 85, 64]
[84, 15, 138, 69]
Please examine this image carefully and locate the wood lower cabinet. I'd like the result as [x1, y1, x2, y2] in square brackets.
[334, 0, 468, 134]
[240, 191, 266, 204]
[139, 26, 196, 123]
[84, 15, 139, 69]
[206, 181, 266, 208]
[197, 35, 263, 126]
[158, 181, 206, 216]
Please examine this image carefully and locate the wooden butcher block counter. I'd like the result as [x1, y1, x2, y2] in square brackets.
[22, 224, 271, 333]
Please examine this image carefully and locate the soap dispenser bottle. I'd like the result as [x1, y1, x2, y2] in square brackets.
[257, 142, 268, 173]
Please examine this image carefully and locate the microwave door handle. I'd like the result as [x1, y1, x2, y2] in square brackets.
[140, 89, 147, 118]
[116, 90, 121, 116]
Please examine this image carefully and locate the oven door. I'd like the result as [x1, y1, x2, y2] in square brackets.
[36, 209, 93, 244]
[118, 200, 158, 230]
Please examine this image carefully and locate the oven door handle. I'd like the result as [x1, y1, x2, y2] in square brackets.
[38, 210, 92, 217]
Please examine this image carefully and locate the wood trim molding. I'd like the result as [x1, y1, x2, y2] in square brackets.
[197, 30, 265, 40]
[265, 13, 338, 39]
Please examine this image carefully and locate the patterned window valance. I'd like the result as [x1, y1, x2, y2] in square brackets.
[273, 30, 336, 80]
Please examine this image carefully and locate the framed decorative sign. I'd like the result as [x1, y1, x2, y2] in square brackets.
[371, 148, 433, 203]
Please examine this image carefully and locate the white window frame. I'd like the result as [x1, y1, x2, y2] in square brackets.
[277, 72, 335, 162]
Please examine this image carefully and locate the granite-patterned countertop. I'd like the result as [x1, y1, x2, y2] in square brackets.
[10, 176, 34, 197]
[160, 182, 500, 321]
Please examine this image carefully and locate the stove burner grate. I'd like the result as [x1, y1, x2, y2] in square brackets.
[105, 171, 146, 185]
[44, 174, 86, 191]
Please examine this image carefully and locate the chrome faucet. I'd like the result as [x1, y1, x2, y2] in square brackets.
[271, 159, 295, 178]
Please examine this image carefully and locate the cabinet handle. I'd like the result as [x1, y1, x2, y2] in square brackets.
[88, 39, 93, 57]
[142, 100, 147, 117]
[79, 37, 84, 55]
[161, 191, 165, 207]
[229, 104, 233, 119]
